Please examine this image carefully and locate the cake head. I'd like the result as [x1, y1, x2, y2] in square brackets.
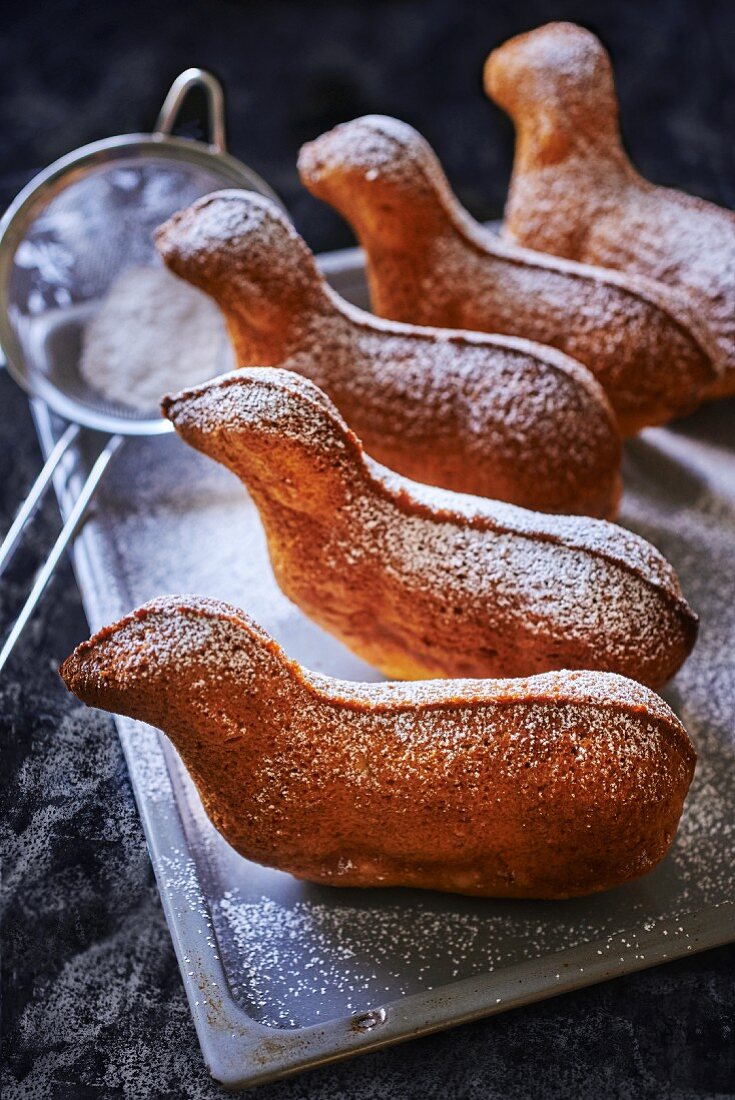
[484, 23, 621, 160]
[59, 595, 290, 728]
[155, 191, 330, 356]
[162, 367, 363, 513]
[299, 115, 457, 243]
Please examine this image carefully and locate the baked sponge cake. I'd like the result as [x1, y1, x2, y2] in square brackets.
[299, 114, 720, 430]
[60, 596, 696, 899]
[485, 22, 734, 398]
[162, 367, 697, 687]
[155, 188, 622, 517]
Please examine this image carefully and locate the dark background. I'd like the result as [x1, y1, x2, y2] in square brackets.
[2, 1, 735, 1098]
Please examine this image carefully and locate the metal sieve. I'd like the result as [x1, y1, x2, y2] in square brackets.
[0, 68, 281, 672]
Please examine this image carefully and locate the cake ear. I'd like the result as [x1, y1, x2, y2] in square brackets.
[518, 107, 574, 167]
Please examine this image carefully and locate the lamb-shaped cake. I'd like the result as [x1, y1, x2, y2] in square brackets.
[60, 596, 696, 899]
[155, 190, 621, 517]
[299, 115, 720, 431]
[485, 22, 735, 398]
[162, 367, 697, 687]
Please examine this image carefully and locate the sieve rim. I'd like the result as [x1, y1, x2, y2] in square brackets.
[0, 130, 280, 435]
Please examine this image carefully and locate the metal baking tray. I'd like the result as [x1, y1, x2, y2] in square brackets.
[29, 247, 735, 1089]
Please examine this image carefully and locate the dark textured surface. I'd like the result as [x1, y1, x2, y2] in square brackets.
[1, 1, 735, 1097]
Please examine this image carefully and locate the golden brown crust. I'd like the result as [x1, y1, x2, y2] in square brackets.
[484, 22, 735, 399]
[59, 596, 696, 899]
[162, 367, 696, 687]
[155, 190, 621, 517]
[298, 115, 721, 431]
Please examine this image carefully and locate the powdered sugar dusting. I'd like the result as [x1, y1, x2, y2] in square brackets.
[79, 264, 235, 413]
[67, 590, 693, 906]
[79, 591, 683, 730]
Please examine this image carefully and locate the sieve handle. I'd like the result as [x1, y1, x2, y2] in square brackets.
[154, 68, 227, 153]
[0, 433, 123, 676]
[0, 422, 81, 576]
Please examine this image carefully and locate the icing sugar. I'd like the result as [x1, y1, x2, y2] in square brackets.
[167, 366, 677, 591]
[79, 264, 234, 413]
[79, 592, 683, 732]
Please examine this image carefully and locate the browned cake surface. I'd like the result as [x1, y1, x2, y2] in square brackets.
[485, 21, 735, 399]
[298, 115, 721, 431]
[59, 596, 697, 900]
[155, 191, 621, 517]
[162, 367, 696, 687]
